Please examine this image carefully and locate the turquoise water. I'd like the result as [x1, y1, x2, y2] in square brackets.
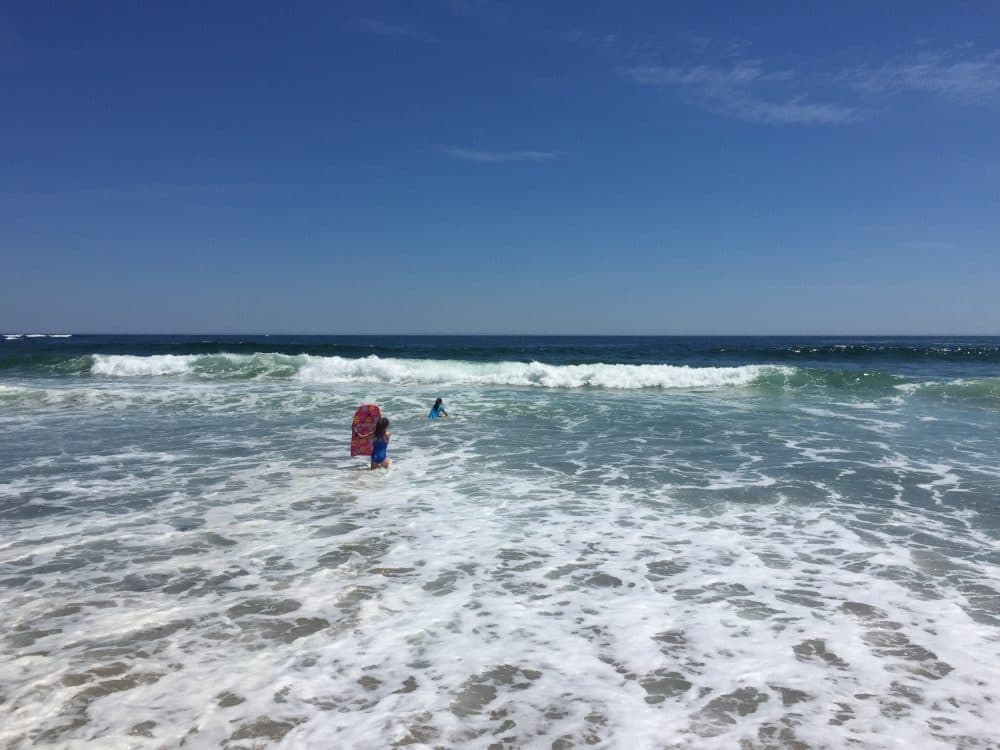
[1, 336, 999, 748]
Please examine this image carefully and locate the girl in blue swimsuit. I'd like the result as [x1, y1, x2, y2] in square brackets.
[428, 398, 448, 419]
[370, 417, 391, 470]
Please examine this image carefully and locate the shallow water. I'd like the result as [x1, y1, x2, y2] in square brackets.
[1, 336, 999, 748]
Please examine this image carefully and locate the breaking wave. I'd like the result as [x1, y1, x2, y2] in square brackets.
[0, 353, 994, 402]
[86, 354, 778, 389]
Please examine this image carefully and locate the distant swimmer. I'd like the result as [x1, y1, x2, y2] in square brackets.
[370, 417, 392, 470]
[428, 398, 449, 419]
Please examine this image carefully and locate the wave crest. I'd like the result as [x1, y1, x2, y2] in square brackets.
[91, 354, 198, 377]
[88, 353, 783, 389]
[3, 353, 998, 403]
[298, 356, 779, 389]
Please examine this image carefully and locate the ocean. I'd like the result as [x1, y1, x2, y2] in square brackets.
[1, 334, 998, 748]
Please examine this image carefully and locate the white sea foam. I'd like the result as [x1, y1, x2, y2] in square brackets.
[2, 435, 997, 748]
[87, 352, 784, 389]
[3, 333, 69, 339]
[297, 355, 782, 389]
[91, 354, 198, 376]
[2, 371, 998, 748]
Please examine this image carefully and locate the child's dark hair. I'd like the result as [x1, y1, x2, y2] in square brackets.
[374, 417, 389, 439]
[433, 398, 443, 409]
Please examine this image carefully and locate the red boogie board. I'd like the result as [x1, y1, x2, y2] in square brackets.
[350, 404, 381, 457]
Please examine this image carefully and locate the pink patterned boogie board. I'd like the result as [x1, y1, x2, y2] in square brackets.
[350, 404, 381, 457]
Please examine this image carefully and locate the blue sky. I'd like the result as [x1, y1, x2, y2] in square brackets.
[2, 1, 998, 334]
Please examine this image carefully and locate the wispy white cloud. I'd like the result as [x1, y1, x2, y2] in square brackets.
[442, 146, 555, 162]
[558, 27, 620, 53]
[349, 17, 434, 42]
[627, 61, 855, 125]
[628, 61, 790, 87]
[438, 0, 511, 24]
[848, 49, 1000, 100]
[730, 98, 857, 125]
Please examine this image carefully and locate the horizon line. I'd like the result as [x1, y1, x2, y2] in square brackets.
[5, 332, 999, 338]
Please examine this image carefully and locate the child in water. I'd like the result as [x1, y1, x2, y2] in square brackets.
[370, 417, 391, 470]
[428, 398, 448, 419]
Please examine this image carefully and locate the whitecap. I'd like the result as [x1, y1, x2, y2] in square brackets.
[91, 354, 197, 377]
